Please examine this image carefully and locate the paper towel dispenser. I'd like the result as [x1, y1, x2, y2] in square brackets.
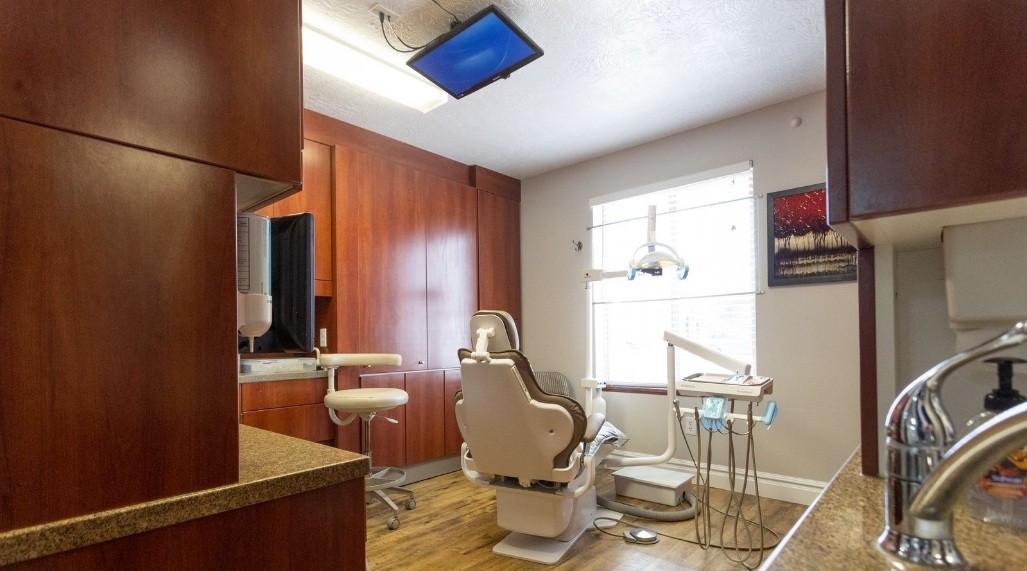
[943, 216, 1027, 330]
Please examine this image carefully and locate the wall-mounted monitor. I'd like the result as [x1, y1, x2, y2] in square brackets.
[239, 213, 314, 353]
[407, 5, 543, 99]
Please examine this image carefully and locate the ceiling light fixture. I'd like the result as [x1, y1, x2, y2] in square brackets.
[301, 25, 448, 113]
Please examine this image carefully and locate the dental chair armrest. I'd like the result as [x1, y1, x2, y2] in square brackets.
[460, 443, 495, 488]
[582, 412, 606, 443]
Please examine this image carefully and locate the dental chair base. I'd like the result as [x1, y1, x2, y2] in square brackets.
[492, 487, 598, 564]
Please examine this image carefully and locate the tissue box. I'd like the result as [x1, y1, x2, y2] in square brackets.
[612, 466, 694, 506]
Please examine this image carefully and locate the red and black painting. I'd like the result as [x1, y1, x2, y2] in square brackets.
[767, 184, 856, 286]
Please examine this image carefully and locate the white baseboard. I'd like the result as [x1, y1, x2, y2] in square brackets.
[607, 451, 825, 506]
[402, 455, 461, 484]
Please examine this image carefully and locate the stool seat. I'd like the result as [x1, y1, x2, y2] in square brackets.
[325, 387, 408, 413]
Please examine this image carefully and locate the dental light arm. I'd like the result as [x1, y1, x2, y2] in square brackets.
[603, 331, 752, 468]
[663, 331, 751, 375]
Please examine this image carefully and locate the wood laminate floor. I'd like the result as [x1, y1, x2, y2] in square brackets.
[365, 469, 807, 570]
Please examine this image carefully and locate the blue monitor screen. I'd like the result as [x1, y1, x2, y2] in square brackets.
[408, 6, 543, 99]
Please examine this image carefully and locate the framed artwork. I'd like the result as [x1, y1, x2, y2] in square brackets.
[767, 183, 857, 287]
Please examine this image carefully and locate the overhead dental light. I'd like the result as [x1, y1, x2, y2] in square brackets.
[583, 205, 690, 283]
[301, 25, 448, 113]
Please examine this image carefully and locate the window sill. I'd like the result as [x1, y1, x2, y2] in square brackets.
[603, 383, 669, 395]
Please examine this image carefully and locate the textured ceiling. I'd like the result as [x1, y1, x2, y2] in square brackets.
[303, 0, 825, 179]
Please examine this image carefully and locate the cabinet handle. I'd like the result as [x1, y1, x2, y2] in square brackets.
[418, 360, 425, 365]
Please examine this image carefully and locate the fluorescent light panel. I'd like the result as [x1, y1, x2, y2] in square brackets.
[302, 26, 447, 113]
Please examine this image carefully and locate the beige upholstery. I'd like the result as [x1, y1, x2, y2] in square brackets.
[456, 311, 602, 485]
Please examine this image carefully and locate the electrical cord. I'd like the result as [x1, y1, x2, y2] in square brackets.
[378, 12, 420, 53]
[431, 0, 461, 26]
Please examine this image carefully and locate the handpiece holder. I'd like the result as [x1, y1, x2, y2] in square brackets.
[880, 320, 1027, 567]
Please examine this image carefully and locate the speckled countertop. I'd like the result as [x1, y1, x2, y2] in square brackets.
[0, 425, 369, 566]
[239, 369, 328, 383]
[762, 449, 1027, 570]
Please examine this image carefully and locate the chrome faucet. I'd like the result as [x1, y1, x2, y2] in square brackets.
[879, 320, 1027, 567]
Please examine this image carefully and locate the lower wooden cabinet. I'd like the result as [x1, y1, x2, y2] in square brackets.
[359, 373, 407, 468]
[359, 369, 462, 467]
[239, 377, 334, 446]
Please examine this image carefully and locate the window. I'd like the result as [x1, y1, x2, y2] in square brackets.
[590, 163, 757, 385]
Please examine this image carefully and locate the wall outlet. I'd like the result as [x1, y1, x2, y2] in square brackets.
[319, 328, 328, 348]
[683, 416, 698, 436]
[370, 4, 401, 22]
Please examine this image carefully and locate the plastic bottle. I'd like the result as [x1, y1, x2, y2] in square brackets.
[965, 357, 1027, 528]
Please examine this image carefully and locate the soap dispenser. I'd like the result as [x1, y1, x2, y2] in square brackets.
[965, 357, 1027, 528]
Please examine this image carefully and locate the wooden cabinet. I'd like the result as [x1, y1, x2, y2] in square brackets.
[426, 176, 479, 369]
[9, 479, 366, 570]
[826, 0, 1027, 245]
[335, 146, 478, 372]
[338, 147, 429, 372]
[0, 0, 302, 184]
[0, 117, 239, 531]
[443, 369, 464, 456]
[240, 378, 335, 445]
[405, 371, 447, 465]
[257, 139, 335, 297]
[359, 370, 460, 467]
[477, 190, 522, 326]
[359, 373, 407, 469]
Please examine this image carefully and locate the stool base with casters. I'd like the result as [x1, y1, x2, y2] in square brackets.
[317, 352, 416, 530]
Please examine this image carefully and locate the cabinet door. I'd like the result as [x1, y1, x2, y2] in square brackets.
[359, 373, 406, 468]
[426, 175, 478, 369]
[241, 405, 335, 444]
[273, 139, 334, 296]
[404, 371, 446, 465]
[443, 370, 463, 456]
[0, 0, 302, 184]
[0, 117, 238, 531]
[843, 1, 1027, 218]
[478, 190, 522, 327]
[239, 378, 335, 445]
[338, 147, 428, 372]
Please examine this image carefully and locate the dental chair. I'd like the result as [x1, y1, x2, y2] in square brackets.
[456, 310, 613, 564]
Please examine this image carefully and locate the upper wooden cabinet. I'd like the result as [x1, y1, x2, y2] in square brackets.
[260, 140, 335, 296]
[0, 0, 302, 184]
[477, 190, 522, 326]
[338, 147, 429, 372]
[425, 175, 478, 370]
[335, 146, 479, 372]
[827, 0, 1027, 246]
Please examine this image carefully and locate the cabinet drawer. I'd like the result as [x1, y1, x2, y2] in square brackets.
[240, 378, 328, 412]
[241, 404, 334, 444]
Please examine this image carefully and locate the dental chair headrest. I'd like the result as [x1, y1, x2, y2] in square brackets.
[469, 310, 520, 351]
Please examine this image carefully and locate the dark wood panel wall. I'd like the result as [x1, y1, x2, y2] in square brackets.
[0, 117, 239, 531]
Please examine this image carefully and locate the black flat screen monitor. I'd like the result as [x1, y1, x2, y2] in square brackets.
[239, 213, 314, 353]
[407, 5, 543, 99]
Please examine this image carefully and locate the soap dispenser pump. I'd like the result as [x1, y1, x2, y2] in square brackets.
[966, 357, 1026, 429]
[965, 357, 1027, 528]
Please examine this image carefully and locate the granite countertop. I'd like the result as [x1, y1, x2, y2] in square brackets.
[762, 448, 1027, 570]
[0, 425, 369, 566]
[239, 369, 329, 383]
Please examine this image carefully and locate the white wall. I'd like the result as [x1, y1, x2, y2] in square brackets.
[520, 92, 861, 483]
[892, 247, 1026, 443]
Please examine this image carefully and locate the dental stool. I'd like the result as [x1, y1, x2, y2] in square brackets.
[456, 311, 614, 564]
[316, 352, 416, 531]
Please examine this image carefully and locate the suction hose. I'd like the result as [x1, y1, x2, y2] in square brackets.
[598, 491, 701, 522]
